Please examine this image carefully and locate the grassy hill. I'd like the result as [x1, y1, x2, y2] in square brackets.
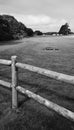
[0, 36, 74, 129]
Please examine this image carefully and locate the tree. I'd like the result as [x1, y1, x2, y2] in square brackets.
[0, 16, 13, 40]
[26, 28, 34, 36]
[34, 30, 43, 35]
[59, 23, 71, 35]
[0, 15, 34, 41]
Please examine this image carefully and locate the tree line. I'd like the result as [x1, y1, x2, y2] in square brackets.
[0, 14, 73, 41]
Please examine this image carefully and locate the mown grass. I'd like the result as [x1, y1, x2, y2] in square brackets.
[0, 36, 74, 129]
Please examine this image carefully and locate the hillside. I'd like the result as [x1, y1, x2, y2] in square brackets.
[0, 37, 74, 129]
[0, 15, 34, 41]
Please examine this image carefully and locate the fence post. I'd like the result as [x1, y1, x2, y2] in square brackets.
[11, 56, 18, 109]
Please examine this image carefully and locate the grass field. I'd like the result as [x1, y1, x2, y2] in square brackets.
[0, 36, 74, 129]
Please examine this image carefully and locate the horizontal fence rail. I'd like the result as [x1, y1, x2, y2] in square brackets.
[16, 62, 74, 84]
[0, 56, 74, 122]
[0, 59, 11, 65]
[17, 86, 74, 121]
[0, 80, 11, 88]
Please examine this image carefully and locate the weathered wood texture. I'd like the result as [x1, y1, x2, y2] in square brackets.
[11, 56, 18, 109]
[17, 86, 74, 121]
[0, 80, 11, 88]
[0, 59, 11, 65]
[16, 63, 74, 84]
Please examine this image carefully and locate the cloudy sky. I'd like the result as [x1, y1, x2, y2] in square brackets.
[0, 0, 74, 32]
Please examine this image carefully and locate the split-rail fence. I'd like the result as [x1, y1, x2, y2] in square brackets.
[0, 56, 74, 122]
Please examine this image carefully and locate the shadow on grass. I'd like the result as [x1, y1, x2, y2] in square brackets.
[0, 40, 23, 46]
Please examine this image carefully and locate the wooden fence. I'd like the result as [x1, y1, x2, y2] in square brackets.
[0, 55, 74, 122]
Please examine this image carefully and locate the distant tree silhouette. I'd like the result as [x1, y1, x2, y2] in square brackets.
[26, 28, 34, 36]
[34, 30, 43, 35]
[59, 23, 71, 35]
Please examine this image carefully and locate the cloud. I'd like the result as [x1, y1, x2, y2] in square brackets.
[14, 14, 67, 31]
[14, 14, 52, 25]
[5, 13, 67, 32]
[0, 0, 73, 31]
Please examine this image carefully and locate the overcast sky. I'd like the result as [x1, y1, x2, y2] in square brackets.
[0, 0, 74, 32]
